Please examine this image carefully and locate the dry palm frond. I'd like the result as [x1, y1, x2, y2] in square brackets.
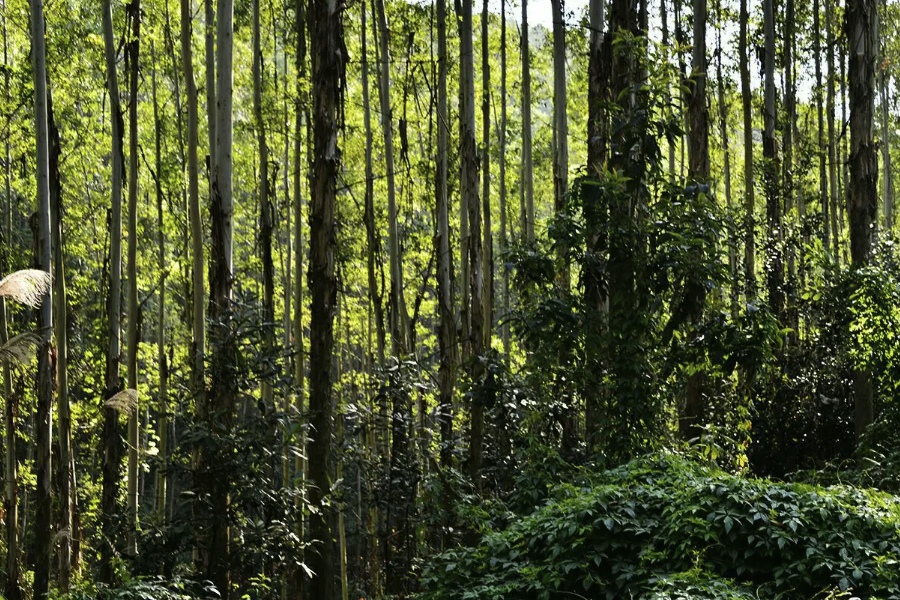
[0, 332, 42, 366]
[105, 388, 139, 415]
[0, 269, 51, 308]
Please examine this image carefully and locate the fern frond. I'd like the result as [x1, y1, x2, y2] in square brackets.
[105, 388, 139, 415]
[0, 269, 52, 308]
[0, 332, 42, 366]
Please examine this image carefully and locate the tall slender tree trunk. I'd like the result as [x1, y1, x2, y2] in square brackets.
[2, 7, 18, 594]
[499, 0, 509, 360]
[460, 0, 484, 487]
[739, 0, 755, 298]
[827, 0, 840, 263]
[29, 0, 53, 591]
[374, 0, 409, 357]
[880, 1, 893, 230]
[521, 0, 534, 241]
[783, 0, 796, 288]
[435, 0, 455, 532]
[716, 6, 736, 316]
[126, 0, 141, 555]
[481, 0, 493, 348]
[49, 86, 72, 590]
[682, 0, 709, 441]
[253, 0, 274, 406]
[205, 0, 234, 589]
[551, 0, 568, 252]
[205, 0, 216, 181]
[763, 0, 783, 318]
[307, 0, 343, 593]
[292, 0, 309, 591]
[100, 0, 125, 581]
[151, 42, 168, 519]
[815, 0, 830, 251]
[848, 0, 878, 438]
[181, 0, 204, 470]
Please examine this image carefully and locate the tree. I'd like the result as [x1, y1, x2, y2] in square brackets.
[307, 0, 343, 596]
[739, 0, 755, 298]
[100, 0, 125, 582]
[374, 0, 409, 357]
[847, 0, 878, 437]
[459, 0, 484, 486]
[482, 0, 493, 347]
[205, 0, 235, 587]
[435, 0, 455, 501]
[125, 0, 141, 555]
[763, 0, 782, 318]
[29, 0, 53, 591]
[182, 0, 204, 436]
[521, 0, 534, 241]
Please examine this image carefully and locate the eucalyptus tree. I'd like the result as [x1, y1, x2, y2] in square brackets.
[100, 0, 125, 582]
[125, 0, 141, 555]
[460, 0, 485, 485]
[29, 0, 53, 591]
[374, 0, 409, 357]
[307, 0, 344, 596]
[205, 0, 235, 588]
[763, 0, 783, 318]
[847, 0, 878, 438]
[521, 0, 534, 241]
[739, 0, 754, 297]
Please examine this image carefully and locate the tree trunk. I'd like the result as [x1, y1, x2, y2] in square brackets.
[435, 0, 455, 529]
[29, 0, 53, 590]
[827, 0, 840, 263]
[254, 0, 274, 407]
[182, 0, 204, 450]
[815, 0, 830, 252]
[848, 0, 878, 438]
[205, 0, 216, 182]
[739, 0, 755, 298]
[2, 11, 18, 596]
[880, 1, 893, 230]
[374, 0, 409, 358]
[482, 0, 493, 348]
[763, 0, 783, 319]
[151, 42, 168, 519]
[716, 6, 736, 316]
[126, 0, 141, 555]
[100, 0, 125, 582]
[681, 0, 709, 441]
[205, 0, 234, 589]
[307, 0, 342, 594]
[49, 85, 72, 590]
[460, 0, 484, 487]
[292, 0, 308, 592]
[499, 0, 509, 360]
[521, 0, 534, 241]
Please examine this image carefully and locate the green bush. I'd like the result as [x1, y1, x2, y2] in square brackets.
[419, 453, 900, 600]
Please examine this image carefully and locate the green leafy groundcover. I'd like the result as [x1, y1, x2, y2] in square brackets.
[420, 453, 900, 600]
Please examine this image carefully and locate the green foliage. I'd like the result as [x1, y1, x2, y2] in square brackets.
[54, 576, 218, 600]
[420, 453, 900, 600]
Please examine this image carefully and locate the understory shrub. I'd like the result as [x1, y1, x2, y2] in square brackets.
[420, 453, 900, 600]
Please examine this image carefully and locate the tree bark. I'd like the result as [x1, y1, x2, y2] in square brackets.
[100, 0, 125, 582]
[49, 85, 72, 589]
[739, 0, 755, 298]
[815, 0, 830, 252]
[827, 0, 840, 263]
[307, 0, 342, 594]
[29, 0, 53, 590]
[763, 0, 783, 318]
[460, 0, 484, 487]
[374, 0, 409, 357]
[126, 0, 141, 555]
[2, 10, 18, 595]
[482, 0, 493, 348]
[521, 0, 534, 241]
[848, 0, 878, 438]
